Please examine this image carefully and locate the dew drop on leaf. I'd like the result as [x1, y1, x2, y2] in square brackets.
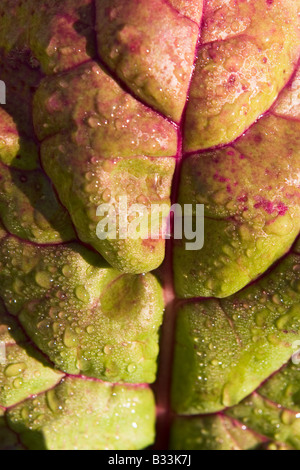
[63, 327, 78, 348]
[75, 285, 90, 303]
[4, 362, 27, 378]
[35, 271, 52, 289]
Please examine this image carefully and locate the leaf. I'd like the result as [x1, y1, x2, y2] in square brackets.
[7, 377, 155, 450]
[0, 233, 164, 383]
[172, 253, 300, 414]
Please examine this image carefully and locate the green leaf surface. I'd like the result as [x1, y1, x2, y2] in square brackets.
[0, 302, 63, 408]
[0, 162, 75, 244]
[171, 360, 300, 450]
[172, 254, 300, 414]
[0, 234, 164, 383]
[7, 377, 155, 450]
[33, 60, 177, 273]
[227, 361, 300, 450]
[96, 0, 201, 122]
[170, 414, 263, 450]
[175, 105, 300, 298]
[184, 0, 300, 150]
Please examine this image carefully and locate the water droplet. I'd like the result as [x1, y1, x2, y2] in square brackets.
[102, 189, 111, 203]
[276, 314, 290, 331]
[13, 377, 23, 389]
[255, 311, 267, 327]
[104, 344, 112, 355]
[52, 322, 60, 335]
[4, 362, 27, 378]
[46, 389, 59, 413]
[127, 363, 136, 373]
[221, 384, 232, 407]
[35, 271, 52, 289]
[114, 119, 123, 131]
[62, 265, 72, 278]
[105, 361, 119, 378]
[75, 285, 90, 303]
[85, 173, 95, 185]
[272, 294, 281, 305]
[222, 245, 234, 257]
[76, 353, 91, 372]
[63, 327, 78, 348]
[12, 278, 25, 295]
[102, 160, 114, 173]
[205, 278, 216, 290]
[87, 116, 100, 128]
[37, 319, 50, 334]
[281, 410, 295, 425]
[137, 195, 148, 205]
[21, 407, 29, 420]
